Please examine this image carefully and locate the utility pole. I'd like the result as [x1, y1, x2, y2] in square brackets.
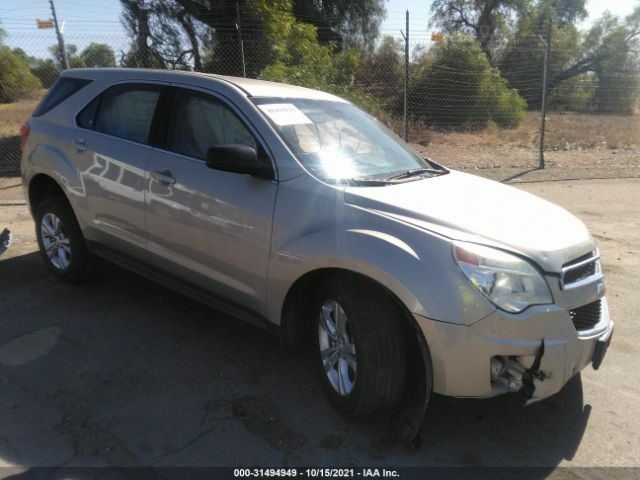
[236, 3, 246, 77]
[538, 17, 552, 169]
[49, 0, 69, 70]
[400, 10, 409, 142]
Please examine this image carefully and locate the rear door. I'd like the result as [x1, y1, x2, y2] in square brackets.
[145, 86, 278, 314]
[73, 82, 164, 250]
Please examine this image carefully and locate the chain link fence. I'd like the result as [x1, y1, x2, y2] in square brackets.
[1, 20, 639, 204]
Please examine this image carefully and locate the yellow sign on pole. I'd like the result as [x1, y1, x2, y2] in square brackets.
[36, 19, 54, 29]
[431, 33, 445, 43]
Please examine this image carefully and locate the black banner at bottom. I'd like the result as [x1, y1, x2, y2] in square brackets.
[2, 467, 640, 480]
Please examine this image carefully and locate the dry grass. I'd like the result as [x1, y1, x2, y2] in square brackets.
[0, 95, 44, 176]
[0, 94, 44, 137]
[408, 111, 640, 151]
[1, 96, 637, 151]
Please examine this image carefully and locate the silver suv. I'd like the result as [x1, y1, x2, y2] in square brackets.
[21, 69, 613, 434]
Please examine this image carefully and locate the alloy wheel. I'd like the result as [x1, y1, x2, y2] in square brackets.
[318, 299, 357, 396]
[40, 212, 71, 270]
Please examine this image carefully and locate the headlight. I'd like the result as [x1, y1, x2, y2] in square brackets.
[453, 242, 552, 313]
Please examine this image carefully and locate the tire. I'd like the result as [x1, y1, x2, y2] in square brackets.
[35, 197, 95, 283]
[312, 275, 407, 417]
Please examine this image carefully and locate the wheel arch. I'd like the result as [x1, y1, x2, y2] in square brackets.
[28, 173, 69, 214]
[24, 143, 85, 215]
[280, 267, 432, 421]
[280, 266, 430, 349]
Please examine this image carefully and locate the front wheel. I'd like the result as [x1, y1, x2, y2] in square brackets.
[35, 198, 95, 282]
[313, 277, 407, 417]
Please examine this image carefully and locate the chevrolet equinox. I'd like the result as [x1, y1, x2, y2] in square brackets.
[21, 69, 613, 428]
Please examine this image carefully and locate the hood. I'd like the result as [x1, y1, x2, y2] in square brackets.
[344, 170, 594, 273]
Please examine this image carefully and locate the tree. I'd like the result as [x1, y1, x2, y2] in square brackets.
[501, 5, 640, 112]
[11, 48, 59, 88]
[292, 0, 385, 51]
[117, 0, 385, 76]
[431, 0, 586, 62]
[0, 46, 42, 103]
[407, 35, 526, 129]
[584, 9, 640, 113]
[49, 43, 86, 69]
[256, 0, 357, 89]
[500, 9, 583, 108]
[80, 43, 116, 68]
[120, 0, 166, 68]
[30, 58, 59, 88]
[174, 0, 274, 77]
[355, 36, 403, 109]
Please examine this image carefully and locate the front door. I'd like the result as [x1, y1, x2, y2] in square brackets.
[145, 87, 278, 314]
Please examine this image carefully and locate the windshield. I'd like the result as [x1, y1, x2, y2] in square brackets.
[252, 98, 443, 183]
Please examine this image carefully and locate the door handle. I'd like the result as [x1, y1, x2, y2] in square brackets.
[151, 169, 176, 185]
[71, 139, 87, 152]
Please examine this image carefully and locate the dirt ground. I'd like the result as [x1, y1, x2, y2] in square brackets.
[0, 174, 639, 476]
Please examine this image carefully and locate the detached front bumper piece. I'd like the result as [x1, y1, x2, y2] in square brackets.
[415, 296, 613, 403]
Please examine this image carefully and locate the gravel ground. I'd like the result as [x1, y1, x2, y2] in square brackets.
[0, 176, 639, 476]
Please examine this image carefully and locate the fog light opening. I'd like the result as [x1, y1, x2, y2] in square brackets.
[490, 356, 526, 393]
[490, 341, 547, 401]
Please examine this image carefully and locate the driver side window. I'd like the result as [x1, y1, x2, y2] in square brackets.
[166, 88, 257, 161]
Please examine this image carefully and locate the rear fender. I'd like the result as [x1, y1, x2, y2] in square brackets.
[25, 145, 87, 222]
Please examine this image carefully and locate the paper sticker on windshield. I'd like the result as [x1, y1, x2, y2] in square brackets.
[258, 103, 312, 126]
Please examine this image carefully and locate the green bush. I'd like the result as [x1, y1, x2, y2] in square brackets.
[407, 35, 527, 129]
[591, 72, 640, 114]
[0, 46, 41, 103]
[480, 72, 527, 127]
[548, 74, 597, 111]
[30, 58, 59, 89]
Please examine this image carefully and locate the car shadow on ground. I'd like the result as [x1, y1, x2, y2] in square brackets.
[0, 251, 591, 475]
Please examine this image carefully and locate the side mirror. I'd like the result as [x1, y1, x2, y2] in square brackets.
[205, 145, 273, 180]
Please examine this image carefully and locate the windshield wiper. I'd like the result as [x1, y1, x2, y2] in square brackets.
[347, 178, 395, 186]
[385, 167, 447, 181]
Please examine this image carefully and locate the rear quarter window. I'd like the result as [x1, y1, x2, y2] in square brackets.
[32, 77, 93, 117]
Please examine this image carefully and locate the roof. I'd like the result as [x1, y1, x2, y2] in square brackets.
[62, 68, 347, 102]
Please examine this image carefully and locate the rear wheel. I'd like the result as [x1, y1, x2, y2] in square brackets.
[312, 276, 407, 417]
[35, 198, 95, 282]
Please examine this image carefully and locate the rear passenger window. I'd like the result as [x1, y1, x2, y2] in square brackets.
[93, 84, 162, 144]
[33, 77, 92, 117]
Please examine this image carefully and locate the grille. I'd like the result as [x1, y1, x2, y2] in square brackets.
[562, 252, 599, 287]
[564, 260, 597, 284]
[569, 300, 602, 331]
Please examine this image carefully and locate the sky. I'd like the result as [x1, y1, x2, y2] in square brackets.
[1, 0, 637, 58]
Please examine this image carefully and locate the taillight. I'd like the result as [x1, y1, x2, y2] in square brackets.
[20, 121, 30, 153]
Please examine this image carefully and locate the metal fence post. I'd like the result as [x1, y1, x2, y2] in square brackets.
[49, 0, 69, 70]
[403, 10, 409, 142]
[539, 17, 552, 169]
[236, 2, 246, 77]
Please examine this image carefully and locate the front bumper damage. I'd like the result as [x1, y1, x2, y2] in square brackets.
[414, 296, 613, 403]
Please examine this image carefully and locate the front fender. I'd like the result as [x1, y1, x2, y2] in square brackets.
[266, 225, 430, 325]
[266, 220, 494, 328]
[267, 174, 494, 327]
